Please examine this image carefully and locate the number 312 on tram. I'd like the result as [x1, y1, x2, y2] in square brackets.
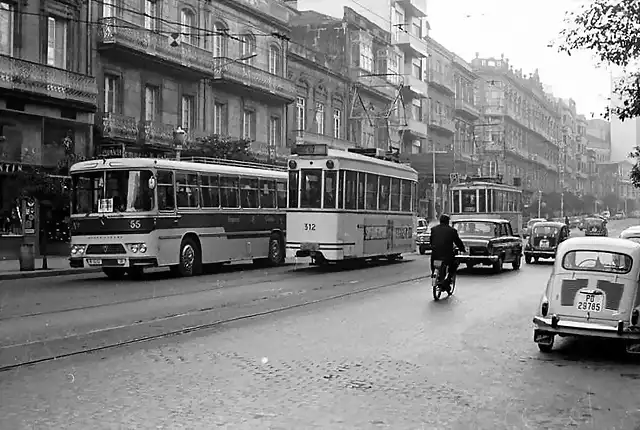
[286, 144, 419, 264]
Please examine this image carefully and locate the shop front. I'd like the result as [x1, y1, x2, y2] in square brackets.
[0, 111, 91, 259]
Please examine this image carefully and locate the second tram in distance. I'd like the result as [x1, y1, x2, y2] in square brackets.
[286, 144, 419, 264]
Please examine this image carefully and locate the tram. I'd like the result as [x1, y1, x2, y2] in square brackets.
[286, 144, 419, 263]
[449, 177, 523, 236]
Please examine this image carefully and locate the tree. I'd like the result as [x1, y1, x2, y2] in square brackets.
[181, 134, 261, 162]
[558, 0, 640, 186]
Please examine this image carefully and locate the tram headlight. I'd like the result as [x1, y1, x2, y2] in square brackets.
[70, 244, 87, 256]
[326, 160, 335, 169]
[126, 243, 147, 253]
[288, 160, 297, 169]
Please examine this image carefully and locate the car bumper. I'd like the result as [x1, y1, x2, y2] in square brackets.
[456, 254, 499, 264]
[69, 257, 158, 268]
[525, 249, 556, 258]
[532, 315, 640, 340]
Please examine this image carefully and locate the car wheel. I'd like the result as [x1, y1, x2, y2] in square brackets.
[493, 256, 503, 273]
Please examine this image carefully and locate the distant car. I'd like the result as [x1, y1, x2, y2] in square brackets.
[523, 218, 546, 238]
[584, 217, 608, 237]
[533, 237, 640, 354]
[619, 226, 640, 244]
[452, 218, 523, 272]
[416, 218, 431, 254]
[524, 221, 570, 264]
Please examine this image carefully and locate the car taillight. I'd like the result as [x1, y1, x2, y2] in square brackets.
[541, 301, 549, 317]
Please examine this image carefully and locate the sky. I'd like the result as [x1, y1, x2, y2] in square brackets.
[426, 0, 611, 118]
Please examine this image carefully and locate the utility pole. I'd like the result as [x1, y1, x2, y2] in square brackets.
[560, 133, 567, 218]
[538, 189, 542, 218]
[429, 139, 448, 220]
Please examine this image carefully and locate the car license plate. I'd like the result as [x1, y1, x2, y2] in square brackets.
[576, 293, 603, 312]
[540, 240, 549, 248]
[86, 258, 102, 266]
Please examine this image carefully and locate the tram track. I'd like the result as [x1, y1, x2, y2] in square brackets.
[0, 258, 408, 321]
[0, 267, 429, 373]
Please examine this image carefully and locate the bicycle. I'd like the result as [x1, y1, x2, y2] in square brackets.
[432, 259, 457, 301]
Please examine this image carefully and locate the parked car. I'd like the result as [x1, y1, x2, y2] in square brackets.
[619, 226, 640, 244]
[533, 237, 640, 354]
[416, 218, 431, 254]
[524, 221, 570, 264]
[613, 212, 625, 220]
[584, 217, 608, 237]
[452, 218, 523, 273]
[522, 218, 546, 239]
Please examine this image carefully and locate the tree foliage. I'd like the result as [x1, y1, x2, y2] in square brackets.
[558, 0, 640, 187]
[181, 134, 261, 162]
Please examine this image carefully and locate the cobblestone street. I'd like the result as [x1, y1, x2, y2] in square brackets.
[2, 221, 640, 429]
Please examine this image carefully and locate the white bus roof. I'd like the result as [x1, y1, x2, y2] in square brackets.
[69, 158, 288, 179]
[291, 148, 418, 179]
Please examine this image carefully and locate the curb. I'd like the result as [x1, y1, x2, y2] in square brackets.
[0, 267, 101, 281]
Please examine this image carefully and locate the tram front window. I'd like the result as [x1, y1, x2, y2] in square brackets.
[300, 169, 322, 209]
[461, 190, 476, 212]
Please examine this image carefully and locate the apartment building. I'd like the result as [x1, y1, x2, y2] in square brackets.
[452, 54, 481, 175]
[0, 0, 97, 257]
[94, 0, 295, 162]
[289, 7, 401, 150]
[586, 118, 611, 163]
[473, 54, 561, 195]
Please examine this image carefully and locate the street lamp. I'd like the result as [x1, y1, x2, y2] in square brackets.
[428, 139, 448, 221]
[173, 126, 186, 160]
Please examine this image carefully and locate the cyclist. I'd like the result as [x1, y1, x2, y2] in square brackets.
[430, 214, 466, 291]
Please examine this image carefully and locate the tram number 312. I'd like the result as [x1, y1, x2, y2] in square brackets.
[304, 223, 316, 231]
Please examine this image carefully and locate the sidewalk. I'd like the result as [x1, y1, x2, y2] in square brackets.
[0, 256, 99, 281]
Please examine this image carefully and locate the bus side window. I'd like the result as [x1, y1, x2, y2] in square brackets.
[390, 178, 400, 211]
[157, 170, 175, 211]
[276, 181, 287, 209]
[176, 173, 200, 209]
[200, 174, 220, 208]
[240, 178, 259, 209]
[487, 190, 493, 212]
[259, 179, 276, 209]
[220, 176, 239, 208]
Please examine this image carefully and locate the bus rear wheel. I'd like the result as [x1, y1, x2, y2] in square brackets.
[268, 233, 285, 266]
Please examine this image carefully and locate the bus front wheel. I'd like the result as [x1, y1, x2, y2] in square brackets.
[176, 237, 202, 277]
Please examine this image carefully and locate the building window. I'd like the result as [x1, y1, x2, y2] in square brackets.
[144, 85, 159, 121]
[295, 97, 306, 131]
[360, 40, 373, 72]
[180, 9, 195, 45]
[242, 109, 256, 140]
[214, 102, 227, 134]
[144, 0, 158, 31]
[103, 0, 115, 18]
[202, 11, 210, 49]
[412, 99, 422, 121]
[104, 74, 119, 113]
[387, 52, 399, 85]
[333, 108, 341, 139]
[315, 102, 325, 135]
[268, 44, 280, 74]
[393, 10, 403, 40]
[239, 33, 255, 63]
[181, 95, 194, 129]
[0, 2, 13, 56]
[213, 21, 227, 57]
[268, 116, 281, 148]
[47, 17, 67, 69]
[361, 120, 374, 148]
[411, 58, 422, 80]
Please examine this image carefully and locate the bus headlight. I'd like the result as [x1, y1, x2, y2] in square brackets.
[126, 243, 147, 253]
[70, 244, 87, 256]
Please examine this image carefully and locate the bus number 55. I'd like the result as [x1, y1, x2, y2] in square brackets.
[304, 223, 316, 231]
[129, 220, 141, 229]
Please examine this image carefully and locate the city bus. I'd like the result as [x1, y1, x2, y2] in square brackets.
[68, 157, 288, 279]
[449, 178, 523, 236]
[286, 144, 418, 264]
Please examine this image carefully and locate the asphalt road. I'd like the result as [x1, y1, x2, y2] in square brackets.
[1, 219, 639, 429]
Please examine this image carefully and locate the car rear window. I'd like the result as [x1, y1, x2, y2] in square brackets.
[562, 250, 632, 274]
[533, 226, 558, 235]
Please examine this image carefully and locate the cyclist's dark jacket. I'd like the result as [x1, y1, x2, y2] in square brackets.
[430, 224, 466, 262]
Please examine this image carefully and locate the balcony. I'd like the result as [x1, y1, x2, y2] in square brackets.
[483, 105, 505, 116]
[392, 32, 428, 57]
[350, 68, 397, 100]
[400, 117, 428, 139]
[97, 17, 212, 77]
[428, 113, 455, 134]
[95, 113, 139, 142]
[142, 121, 176, 148]
[0, 54, 97, 109]
[212, 58, 296, 103]
[294, 130, 352, 151]
[403, 75, 428, 98]
[454, 99, 480, 120]
[251, 140, 287, 162]
[395, 0, 427, 17]
[426, 69, 454, 95]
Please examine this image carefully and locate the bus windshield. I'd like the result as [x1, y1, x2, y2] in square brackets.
[72, 170, 155, 214]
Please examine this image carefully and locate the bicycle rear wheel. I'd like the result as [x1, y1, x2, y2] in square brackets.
[432, 267, 442, 301]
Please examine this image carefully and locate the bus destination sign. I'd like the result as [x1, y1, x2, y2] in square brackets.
[292, 144, 328, 156]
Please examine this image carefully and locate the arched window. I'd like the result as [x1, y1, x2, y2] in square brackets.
[268, 44, 280, 75]
[180, 9, 195, 45]
[239, 32, 255, 63]
[213, 21, 228, 57]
